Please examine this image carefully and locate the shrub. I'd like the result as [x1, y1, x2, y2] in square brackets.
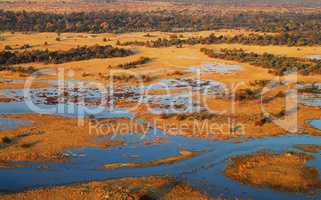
[2, 136, 12, 144]
[117, 57, 151, 69]
[4, 45, 12, 50]
[201, 48, 321, 75]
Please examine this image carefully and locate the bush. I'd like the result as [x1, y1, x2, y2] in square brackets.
[176, 112, 217, 121]
[255, 115, 272, 126]
[2, 136, 12, 144]
[4, 45, 12, 50]
[117, 57, 151, 69]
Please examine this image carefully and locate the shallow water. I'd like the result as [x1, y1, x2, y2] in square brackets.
[300, 94, 321, 107]
[187, 62, 241, 74]
[310, 119, 321, 130]
[0, 129, 320, 200]
[306, 55, 321, 60]
[0, 81, 134, 118]
[139, 79, 226, 114]
[1, 79, 321, 199]
[0, 118, 32, 131]
[0, 102, 132, 119]
[1, 78, 226, 115]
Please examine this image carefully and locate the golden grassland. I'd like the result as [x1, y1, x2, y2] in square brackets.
[0, 176, 211, 200]
[0, 0, 177, 13]
[0, 29, 321, 198]
[133, 82, 321, 139]
[134, 102, 321, 140]
[0, 30, 272, 51]
[1, 0, 321, 13]
[1, 31, 321, 84]
[0, 114, 148, 162]
[0, 30, 319, 154]
[0, 80, 50, 90]
[225, 151, 321, 192]
[0, 98, 319, 163]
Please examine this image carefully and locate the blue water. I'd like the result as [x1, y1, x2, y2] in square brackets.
[1, 79, 321, 199]
[310, 119, 321, 130]
[187, 62, 241, 74]
[0, 129, 320, 200]
[306, 55, 321, 61]
[0, 118, 32, 131]
[0, 102, 132, 119]
[301, 94, 321, 107]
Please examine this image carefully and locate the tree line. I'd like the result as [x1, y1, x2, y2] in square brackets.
[201, 48, 321, 75]
[0, 65, 37, 74]
[0, 10, 321, 33]
[0, 45, 134, 65]
[119, 32, 321, 47]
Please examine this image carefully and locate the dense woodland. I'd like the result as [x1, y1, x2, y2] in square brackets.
[0, 45, 133, 65]
[120, 32, 321, 47]
[201, 48, 321, 75]
[0, 10, 321, 34]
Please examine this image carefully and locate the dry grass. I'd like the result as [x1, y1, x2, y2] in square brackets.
[1, 31, 321, 84]
[133, 94, 321, 140]
[0, 30, 320, 156]
[296, 144, 321, 152]
[200, 43, 321, 58]
[0, 0, 176, 13]
[0, 114, 147, 162]
[1, 0, 321, 13]
[225, 151, 321, 192]
[0, 176, 210, 200]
